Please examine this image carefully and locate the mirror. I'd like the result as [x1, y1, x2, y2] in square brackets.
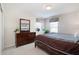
[20, 19, 30, 32]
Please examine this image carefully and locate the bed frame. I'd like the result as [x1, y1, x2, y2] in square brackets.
[35, 40, 71, 55]
[35, 35, 79, 55]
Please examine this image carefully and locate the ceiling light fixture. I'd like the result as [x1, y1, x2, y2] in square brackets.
[45, 5, 52, 10]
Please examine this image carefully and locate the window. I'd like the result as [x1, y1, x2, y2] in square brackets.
[50, 22, 58, 33]
[35, 22, 43, 31]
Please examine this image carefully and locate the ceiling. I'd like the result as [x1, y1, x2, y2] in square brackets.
[2, 3, 79, 18]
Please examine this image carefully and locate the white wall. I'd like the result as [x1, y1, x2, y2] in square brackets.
[2, 6, 36, 48]
[4, 13, 36, 48]
[59, 11, 79, 34]
[0, 6, 2, 54]
[44, 19, 50, 31]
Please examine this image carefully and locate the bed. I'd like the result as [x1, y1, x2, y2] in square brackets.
[35, 33, 79, 55]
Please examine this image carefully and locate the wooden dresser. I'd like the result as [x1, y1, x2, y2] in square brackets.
[16, 32, 36, 47]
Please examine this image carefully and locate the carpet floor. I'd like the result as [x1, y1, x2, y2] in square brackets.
[2, 43, 48, 55]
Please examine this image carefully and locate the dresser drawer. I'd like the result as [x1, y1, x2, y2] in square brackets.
[16, 32, 36, 47]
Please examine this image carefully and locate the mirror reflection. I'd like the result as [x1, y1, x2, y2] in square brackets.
[20, 19, 30, 32]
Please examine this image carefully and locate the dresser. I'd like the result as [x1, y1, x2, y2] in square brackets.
[16, 32, 36, 47]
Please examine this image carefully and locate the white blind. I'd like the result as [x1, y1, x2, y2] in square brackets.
[50, 22, 59, 33]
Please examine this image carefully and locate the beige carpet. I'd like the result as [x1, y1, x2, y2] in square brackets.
[2, 43, 48, 55]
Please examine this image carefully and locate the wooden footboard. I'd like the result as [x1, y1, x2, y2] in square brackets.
[35, 40, 71, 55]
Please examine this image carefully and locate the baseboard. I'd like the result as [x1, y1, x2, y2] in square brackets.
[2, 45, 16, 51]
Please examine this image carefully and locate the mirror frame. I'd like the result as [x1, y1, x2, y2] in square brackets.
[20, 18, 30, 32]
